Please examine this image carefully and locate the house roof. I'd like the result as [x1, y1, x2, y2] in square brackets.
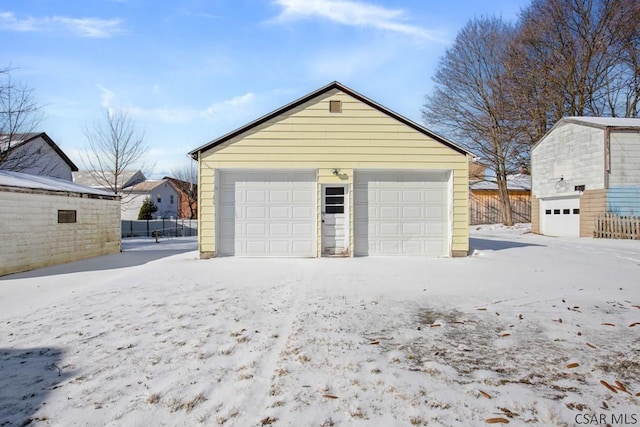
[533, 116, 640, 151]
[0, 132, 79, 171]
[0, 170, 118, 198]
[162, 176, 197, 194]
[73, 170, 146, 189]
[470, 173, 531, 191]
[564, 116, 640, 128]
[188, 81, 470, 158]
[130, 180, 168, 192]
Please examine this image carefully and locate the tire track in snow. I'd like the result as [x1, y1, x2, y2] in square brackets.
[230, 265, 312, 425]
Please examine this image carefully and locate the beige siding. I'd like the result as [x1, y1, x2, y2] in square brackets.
[531, 196, 540, 234]
[0, 190, 121, 276]
[580, 189, 607, 237]
[198, 89, 469, 256]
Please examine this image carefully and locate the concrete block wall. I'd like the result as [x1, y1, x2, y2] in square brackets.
[0, 190, 121, 276]
[532, 123, 605, 198]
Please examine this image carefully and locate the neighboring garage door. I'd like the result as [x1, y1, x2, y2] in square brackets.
[540, 196, 580, 237]
[354, 171, 450, 256]
[218, 170, 317, 256]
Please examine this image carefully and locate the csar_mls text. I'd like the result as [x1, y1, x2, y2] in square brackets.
[575, 413, 638, 425]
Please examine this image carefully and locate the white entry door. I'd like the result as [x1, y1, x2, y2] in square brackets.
[321, 185, 349, 255]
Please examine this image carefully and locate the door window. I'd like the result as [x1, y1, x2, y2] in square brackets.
[325, 187, 345, 214]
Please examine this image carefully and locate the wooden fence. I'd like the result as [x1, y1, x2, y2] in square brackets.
[469, 191, 531, 225]
[594, 213, 640, 239]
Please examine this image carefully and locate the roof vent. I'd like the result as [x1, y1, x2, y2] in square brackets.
[329, 100, 342, 113]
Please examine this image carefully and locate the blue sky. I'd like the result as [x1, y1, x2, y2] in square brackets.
[2, 0, 529, 176]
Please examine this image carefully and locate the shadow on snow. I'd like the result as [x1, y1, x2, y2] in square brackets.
[0, 347, 73, 427]
[469, 237, 546, 251]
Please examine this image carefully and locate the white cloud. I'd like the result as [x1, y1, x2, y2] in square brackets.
[203, 93, 255, 117]
[0, 11, 124, 38]
[98, 85, 117, 111]
[273, 0, 442, 40]
[97, 85, 256, 124]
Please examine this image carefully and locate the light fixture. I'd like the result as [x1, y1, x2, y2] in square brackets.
[332, 168, 340, 175]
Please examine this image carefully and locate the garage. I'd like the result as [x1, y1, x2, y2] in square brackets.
[217, 170, 317, 256]
[354, 171, 450, 256]
[190, 81, 471, 258]
[540, 196, 580, 237]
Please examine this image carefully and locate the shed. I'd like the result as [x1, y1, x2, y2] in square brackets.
[469, 174, 531, 225]
[531, 117, 640, 237]
[0, 171, 121, 276]
[189, 81, 470, 258]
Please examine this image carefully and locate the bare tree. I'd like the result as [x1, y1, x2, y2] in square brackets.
[80, 108, 152, 197]
[169, 160, 198, 219]
[423, 17, 519, 225]
[0, 66, 47, 173]
[508, 0, 640, 137]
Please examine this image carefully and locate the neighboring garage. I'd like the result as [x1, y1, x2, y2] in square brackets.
[539, 196, 580, 237]
[189, 81, 470, 258]
[0, 170, 121, 276]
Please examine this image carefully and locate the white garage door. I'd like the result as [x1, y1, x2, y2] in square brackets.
[540, 196, 580, 237]
[354, 171, 450, 256]
[218, 170, 316, 256]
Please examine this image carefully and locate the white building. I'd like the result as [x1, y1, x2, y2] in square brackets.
[0, 170, 121, 276]
[121, 179, 181, 220]
[0, 132, 78, 180]
[532, 117, 640, 237]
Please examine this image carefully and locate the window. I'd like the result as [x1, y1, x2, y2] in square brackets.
[573, 209, 580, 214]
[170, 195, 174, 204]
[553, 209, 561, 214]
[545, 209, 552, 215]
[157, 194, 162, 204]
[325, 187, 345, 214]
[58, 210, 77, 223]
[563, 209, 570, 214]
[329, 100, 342, 113]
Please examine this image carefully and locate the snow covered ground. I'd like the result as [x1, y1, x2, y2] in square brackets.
[1, 227, 639, 426]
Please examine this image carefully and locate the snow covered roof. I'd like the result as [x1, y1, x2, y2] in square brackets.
[565, 116, 640, 128]
[470, 173, 531, 191]
[0, 170, 118, 198]
[72, 170, 146, 190]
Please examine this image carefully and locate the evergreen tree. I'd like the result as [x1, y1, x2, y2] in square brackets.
[138, 197, 158, 220]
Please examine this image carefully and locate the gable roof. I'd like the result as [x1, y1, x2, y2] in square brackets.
[564, 116, 640, 129]
[162, 176, 197, 194]
[0, 132, 78, 171]
[188, 81, 469, 159]
[0, 170, 117, 198]
[533, 116, 640, 151]
[129, 179, 181, 193]
[73, 170, 146, 190]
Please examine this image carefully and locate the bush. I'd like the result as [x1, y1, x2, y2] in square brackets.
[138, 197, 158, 220]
